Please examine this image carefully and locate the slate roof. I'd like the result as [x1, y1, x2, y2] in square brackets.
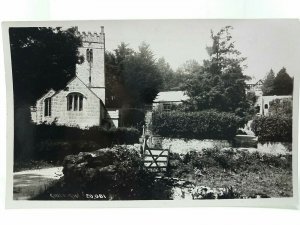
[153, 91, 189, 103]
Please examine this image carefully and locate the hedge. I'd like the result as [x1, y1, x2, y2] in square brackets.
[152, 110, 242, 140]
[251, 115, 292, 142]
[14, 123, 140, 163]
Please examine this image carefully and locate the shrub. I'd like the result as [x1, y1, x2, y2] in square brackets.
[56, 146, 172, 200]
[14, 123, 140, 164]
[168, 147, 292, 175]
[251, 115, 292, 142]
[269, 98, 292, 117]
[152, 110, 242, 140]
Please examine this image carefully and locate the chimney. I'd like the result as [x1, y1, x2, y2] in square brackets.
[101, 26, 104, 34]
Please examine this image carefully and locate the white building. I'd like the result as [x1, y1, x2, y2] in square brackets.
[255, 95, 292, 116]
[152, 91, 189, 111]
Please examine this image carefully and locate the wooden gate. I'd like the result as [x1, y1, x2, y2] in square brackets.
[142, 135, 169, 172]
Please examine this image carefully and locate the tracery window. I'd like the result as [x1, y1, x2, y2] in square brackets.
[67, 93, 84, 111]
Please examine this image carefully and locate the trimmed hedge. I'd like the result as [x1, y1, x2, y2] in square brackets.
[14, 123, 140, 163]
[152, 110, 242, 140]
[34, 124, 139, 144]
[251, 115, 292, 142]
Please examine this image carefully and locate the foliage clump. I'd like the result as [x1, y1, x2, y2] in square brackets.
[153, 110, 242, 140]
[251, 115, 292, 142]
[14, 123, 140, 165]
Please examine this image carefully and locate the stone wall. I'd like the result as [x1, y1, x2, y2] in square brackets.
[76, 41, 105, 101]
[31, 89, 56, 124]
[33, 77, 102, 129]
[162, 138, 231, 154]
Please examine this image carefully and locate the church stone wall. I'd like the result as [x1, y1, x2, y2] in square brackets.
[76, 40, 105, 102]
[30, 27, 114, 129]
[33, 78, 102, 129]
[32, 89, 56, 124]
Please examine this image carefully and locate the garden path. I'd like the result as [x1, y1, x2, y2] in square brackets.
[13, 167, 63, 200]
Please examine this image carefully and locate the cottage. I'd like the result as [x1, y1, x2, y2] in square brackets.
[30, 26, 119, 129]
[246, 79, 263, 96]
[152, 91, 189, 111]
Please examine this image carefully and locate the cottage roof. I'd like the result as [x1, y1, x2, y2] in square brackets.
[153, 91, 189, 103]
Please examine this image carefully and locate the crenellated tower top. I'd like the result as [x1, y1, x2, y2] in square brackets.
[74, 26, 105, 44]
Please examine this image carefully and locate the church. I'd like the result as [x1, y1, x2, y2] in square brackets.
[30, 26, 119, 129]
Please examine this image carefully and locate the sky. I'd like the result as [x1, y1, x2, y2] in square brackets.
[78, 19, 300, 81]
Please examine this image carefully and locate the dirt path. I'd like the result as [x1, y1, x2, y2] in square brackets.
[13, 167, 63, 200]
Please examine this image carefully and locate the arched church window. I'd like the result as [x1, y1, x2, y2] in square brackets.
[44, 97, 52, 117]
[67, 93, 84, 111]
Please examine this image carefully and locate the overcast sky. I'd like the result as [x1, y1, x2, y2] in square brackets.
[78, 19, 300, 81]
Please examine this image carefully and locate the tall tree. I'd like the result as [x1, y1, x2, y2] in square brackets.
[123, 42, 163, 106]
[105, 43, 134, 107]
[174, 60, 203, 90]
[273, 67, 293, 95]
[156, 57, 176, 91]
[184, 26, 250, 119]
[105, 42, 163, 107]
[262, 69, 275, 95]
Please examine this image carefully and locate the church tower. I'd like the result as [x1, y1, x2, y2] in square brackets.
[76, 26, 105, 103]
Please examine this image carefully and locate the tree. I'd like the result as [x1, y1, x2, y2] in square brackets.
[173, 59, 203, 90]
[156, 57, 175, 91]
[105, 42, 163, 107]
[9, 27, 82, 107]
[262, 69, 275, 95]
[183, 26, 250, 119]
[123, 42, 163, 106]
[9, 27, 82, 161]
[105, 43, 134, 107]
[273, 67, 293, 95]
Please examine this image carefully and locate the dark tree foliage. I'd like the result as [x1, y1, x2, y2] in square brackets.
[9, 27, 82, 161]
[183, 26, 250, 120]
[262, 69, 275, 95]
[156, 57, 176, 91]
[9, 27, 82, 106]
[172, 59, 204, 90]
[105, 49, 132, 108]
[273, 67, 293, 95]
[123, 42, 163, 106]
[105, 42, 163, 108]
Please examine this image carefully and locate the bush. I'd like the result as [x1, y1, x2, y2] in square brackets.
[269, 98, 292, 117]
[168, 148, 292, 176]
[152, 110, 242, 140]
[36, 146, 172, 200]
[14, 123, 140, 164]
[251, 115, 292, 142]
